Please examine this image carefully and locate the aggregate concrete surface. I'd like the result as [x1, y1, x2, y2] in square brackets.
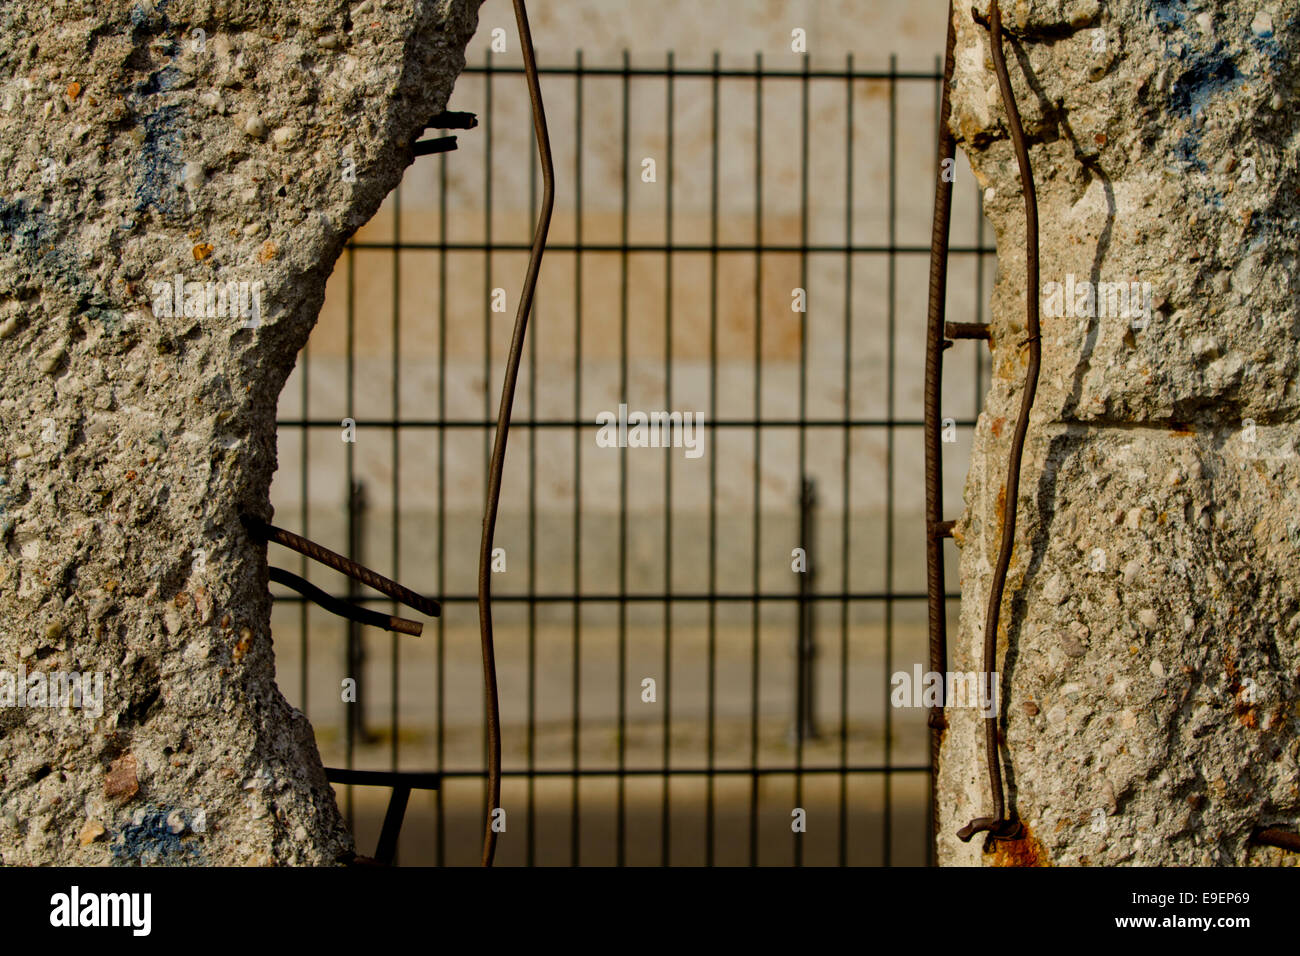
[939, 0, 1300, 865]
[0, 0, 482, 864]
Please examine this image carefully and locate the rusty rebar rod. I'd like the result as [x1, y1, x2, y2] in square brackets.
[428, 110, 479, 129]
[1251, 827, 1300, 853]
[945, 321, 991, 340]
[476, 0, 554, 868]
[267, 566, 423, 636]
[924, 0, 958, 861]
[413, 136, 458, 157]
[243, 514, 440, 618]
[959, 0, 1039, 846]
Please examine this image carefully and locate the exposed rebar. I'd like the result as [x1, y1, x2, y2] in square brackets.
[243, 514, 439, 618]
[924, 0, 959, 861]
[959, 0, 1039, 846]
[267, 566, 424, 636]
[1251, 827, 1300, 853]
[476, 0, 554, 867]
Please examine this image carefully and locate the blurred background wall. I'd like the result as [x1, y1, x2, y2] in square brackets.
[268, 0, 995, 865]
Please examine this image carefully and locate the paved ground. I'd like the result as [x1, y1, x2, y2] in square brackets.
[345, 768, 931, 866]
[273, 616, 936, 865]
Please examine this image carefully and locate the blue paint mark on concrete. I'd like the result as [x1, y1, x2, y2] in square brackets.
[1172, 133, 1206, 170]
[85, 306, 124, 332]
[0, 199, 97, 304]
[1148, 0, 1188, 29]
[129, 0, 173, 29]
[1244, 209, 1298, 249]
[1250, 36, 1282, 68]
[0, 198, 54, 260]
[126, 0, 184, 219]
[1249, 19, 1287, 67]
[1168, 47, 1243, 118]
[111, 807, 202, 865]
[140, 66, 183, 94]
[77, 287, 124, 332]
[133, 104, 184, 219]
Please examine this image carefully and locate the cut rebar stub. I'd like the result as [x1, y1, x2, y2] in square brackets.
[945, 321, 991, 341]
[1251, 826, 1300, 853]
[929, 519, 957, 540]
[242, 513, 440, 618]
[413, 135, 458, 156]
[428, 110, 478, 129]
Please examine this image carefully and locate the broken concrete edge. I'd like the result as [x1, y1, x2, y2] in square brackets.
[939, 0, 1300, 865]
[0, 0, 483, 864]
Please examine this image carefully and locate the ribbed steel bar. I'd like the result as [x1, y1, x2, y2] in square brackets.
[244, 514, 439, 618]
[924, 0, 958, 862]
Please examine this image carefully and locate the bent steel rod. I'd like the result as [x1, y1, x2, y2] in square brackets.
[476, 0, 554, 867]
[923, 0, 958, 861]
[959, 0, 1040, 845]
[243, 514, 439, 618]
[267, 566, 424, 636]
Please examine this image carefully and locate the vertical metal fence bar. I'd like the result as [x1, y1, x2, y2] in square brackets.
[616, 47, 631, 868]
[299, 341, 310, 713]
[749, 50, 764, 868]
[793, 51, 811, 868]
[344, 245, 357, 828]
[883, 54, 898, 866]
[346, 482, 366, 743]
[661, 50, 675, 868]
[838, 51, 854, 869]
[435, 150, 449, 868]
[526, 119, 540, 870]
[391, 185, 402, 800]
[705, 50, 720, 869]
[798, 485, 818, 745]
[572, 48, 587, 868]
[482, 48, 495, 831]
[975, 193, 986, 412]
[570, 48, 585, 869]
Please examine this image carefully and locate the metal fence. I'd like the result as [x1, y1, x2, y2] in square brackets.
[271, 49, 995, 866]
